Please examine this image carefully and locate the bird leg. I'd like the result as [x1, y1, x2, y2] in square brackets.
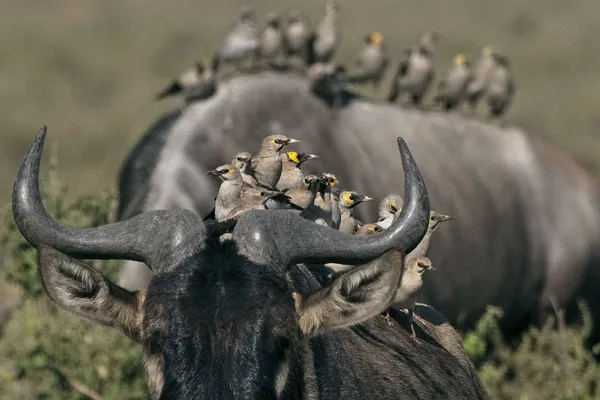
[384, 311, 394, 326]
[408, 306, 418, 342]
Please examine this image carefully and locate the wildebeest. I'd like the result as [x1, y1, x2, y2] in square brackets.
[12, 126, 487, 399]
[117, 71, 600, 344]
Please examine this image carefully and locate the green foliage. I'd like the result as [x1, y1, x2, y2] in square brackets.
[468, 304, 600, 400]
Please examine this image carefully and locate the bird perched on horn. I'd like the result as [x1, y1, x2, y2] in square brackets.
[248, 134, 299, 190]
[276, 151, 320, 191]
[435, 53, 473, 110]
[338, 190, 372, 234]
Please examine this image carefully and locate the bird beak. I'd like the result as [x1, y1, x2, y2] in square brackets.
[286, 138, 300, 145]
[429, 266, 436, 272]
[439, 214, 453, 222]
[206, 170, 219, 176]
[356, 194, 372, 204]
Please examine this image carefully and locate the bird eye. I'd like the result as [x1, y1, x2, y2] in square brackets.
[236, 157, 243, 161]
[275, 139, 284, 144]
[430, 215, 435, 221]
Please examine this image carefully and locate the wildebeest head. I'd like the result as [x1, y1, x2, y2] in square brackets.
[12, 126, 430, 398]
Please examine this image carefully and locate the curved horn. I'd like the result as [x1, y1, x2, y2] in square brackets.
[12, 126, 206, 271]
[234, 137, 430, 266]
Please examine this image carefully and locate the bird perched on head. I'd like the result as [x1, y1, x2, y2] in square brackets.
[388, 256, 435, 340]
[465, 46, 496, 111]
[486, 52, 515, 120]
[206, 164, 249, 222]
[284, 11, 310, 61]
[387, 43, 435, 106]
[249, 134, 299, 190]
[406, 210, 452, 261]
[304, 172, 340, 228]
[307, 0, 340, 65]
[212, 5, 260, 72]
[338, 190, 372, 234]
[350, 32, 389, 91]
[355, 223, 383, 236]
[258, 12, 284, 65]
[435, 53, 473, 110]
[276, 151, 320, 191]
[226, 187, 301, 221]
[232, 152, 259, 187]
[376, 193, 404, 229]
[284, 174, 321, 210]
[155, 60, 216, 103]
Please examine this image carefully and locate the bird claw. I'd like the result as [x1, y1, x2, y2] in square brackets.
[384, 312, 394, 326]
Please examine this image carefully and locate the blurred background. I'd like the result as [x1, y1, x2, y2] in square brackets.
[1, 0, 600, 398]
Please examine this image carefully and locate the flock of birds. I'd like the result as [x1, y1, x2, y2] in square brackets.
[155, 1, 516, 119]
[204, 133, 452, 339]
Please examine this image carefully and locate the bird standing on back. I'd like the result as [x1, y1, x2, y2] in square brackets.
[338, 191, 372, 234]
[307, 0, 340, 65]
[486, 52, 515, 121]
[276, 151, 320, 191]
[258, 12, 284, 67]
[351, 32, 389, 91]
[435, 54, 473, 110]
[375, 193, 404, 229]
[465, 46, 496, 112]
[249, 134, 299, 190]
[387, 44, 435, 106]
[154, 61, 216, 103]
[388, 256, 435, 341]
[284, 11, 310, 63]
[212, 6, 260, 72]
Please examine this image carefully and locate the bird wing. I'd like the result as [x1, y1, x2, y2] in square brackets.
[203, 206, 216, 221]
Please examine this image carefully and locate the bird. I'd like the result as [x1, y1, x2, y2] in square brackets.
[303, 173, 340, 228]
[338, 190, 372, 234]
[276, 151, 320, 191]
[388, 256, 435, 341]
[154, 60, 216, 102]
[435, 53, 473, 110]
[284, 11, 310, 62]
[248, 134, 299, 190]
[405, 210, 453, 261]
[418, 31, 439, 55]
[226, 188, 301, 220]
[206, 164, 249, 222]
[231, 152, 259, 187]
[212, 6, 260, 72]
[375, 194, 404, 229]
[486, 52, 515, 120]
[464, 46, 496, 112]
[350, 32, 389, 91]
[258, 12, 284, 66]
[387, 44, 435, 106]
[285, 175, 321, 210]
[307, 0, 340, 65]
[355, 223, 383, 236]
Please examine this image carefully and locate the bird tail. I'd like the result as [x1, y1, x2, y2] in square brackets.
[155, 82, 183, 101]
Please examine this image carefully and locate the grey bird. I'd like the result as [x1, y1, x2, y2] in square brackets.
[418, 31, 439, 55]
[212, 6, 260, 72]
[486, 52, 515, 120]
[376, 194, 404, 229]
[388, 256, 435, 340]
[354, 223, 383, 236]
[435, 54, 473, 110]
[232, 152, 259, 187]
[226, 188, 300, 220]
[284, 11, 310, 61]
[307, 0, 340, 65]
[248, 134, 299, 190]
[405, 211, 453, 261]
[285, 175, 321, 210]
[351, 32, 389, 90]
[465, 46, 496, 111]
[206, 164, 248, 222]
[303, 173, 340, 228]
[338, 190, 373, 234]
[276, 151, 320, 191]
[387, 44, 435, 105]
[155, 60, 216, 102]
[258, 12, 284, 65]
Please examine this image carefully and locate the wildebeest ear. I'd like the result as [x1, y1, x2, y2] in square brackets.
[37, 245, 143, 342]
[292, 249, 404, 336]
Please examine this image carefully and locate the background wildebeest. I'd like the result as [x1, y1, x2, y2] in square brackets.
[13, 126, 488, 399]
[117, 71, 600, 345]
